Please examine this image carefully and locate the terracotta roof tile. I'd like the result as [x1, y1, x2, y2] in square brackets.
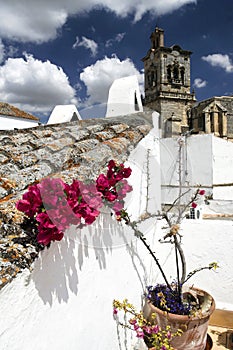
[0, 102, 39, 121]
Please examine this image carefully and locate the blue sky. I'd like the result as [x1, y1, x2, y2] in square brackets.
[0, 0, 232, 122]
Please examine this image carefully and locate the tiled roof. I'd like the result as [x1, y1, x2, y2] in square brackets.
[0, 102, 39, 121]
[0, 112, 153, 290]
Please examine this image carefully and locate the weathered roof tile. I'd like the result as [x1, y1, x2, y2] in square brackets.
[0, 102, 39, 121]
[95, 130, 116, 141]
[109, 123, 129, 133]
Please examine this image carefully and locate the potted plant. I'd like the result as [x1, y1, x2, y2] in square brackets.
[110, 168, 217, 349]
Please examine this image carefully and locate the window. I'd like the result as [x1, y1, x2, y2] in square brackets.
[180, 67, 185, 85]
[173, 65, 179, 80]
[167, 66, 172, 81]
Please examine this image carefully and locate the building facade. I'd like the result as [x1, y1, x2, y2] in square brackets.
[142, 27, 196, 137]
[191, 96, 233, 141]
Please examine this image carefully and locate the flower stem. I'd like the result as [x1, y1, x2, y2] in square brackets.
[139, 235, 172, 292]
[174, 236, 182, 302]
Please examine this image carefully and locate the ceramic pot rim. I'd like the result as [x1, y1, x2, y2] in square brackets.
[147, 286, 216, 322]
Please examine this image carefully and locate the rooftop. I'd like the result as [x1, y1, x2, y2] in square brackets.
[0, 102, 39, 121]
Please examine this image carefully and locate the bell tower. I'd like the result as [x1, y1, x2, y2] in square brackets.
[142, 27, 196, 137]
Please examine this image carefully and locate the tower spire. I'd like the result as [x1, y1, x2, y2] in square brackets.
[150, 26, 164, 49]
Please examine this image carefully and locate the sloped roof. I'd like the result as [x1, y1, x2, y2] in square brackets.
[0, 111, 153, 290]
[0, 102, 39, 121]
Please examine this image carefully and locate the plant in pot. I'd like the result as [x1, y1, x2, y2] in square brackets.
[106, 162, 218, 349]
[113, 187, 217, 350]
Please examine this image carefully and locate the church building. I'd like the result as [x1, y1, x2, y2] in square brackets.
[142, 27, 196, 137]
[142, 27, 233, 141]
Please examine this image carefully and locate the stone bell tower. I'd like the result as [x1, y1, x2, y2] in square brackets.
[142, 27, 196, 137]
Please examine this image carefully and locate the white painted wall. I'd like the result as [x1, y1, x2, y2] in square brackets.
[0, 116, 233, 350]
[161, 134, 233, 202]
[212, 136, 233, 199]
[0, 115, 39, 130]
[47, 105, 82, 125]
[106, 75, 143, 118]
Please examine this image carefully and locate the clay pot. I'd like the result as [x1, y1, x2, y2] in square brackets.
[143, 287, 215, 350]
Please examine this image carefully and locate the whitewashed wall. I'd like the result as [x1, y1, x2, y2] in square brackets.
[0, 117, 233, 350]
[0, 115, 39, 130]
[106, 75, 143, 118]
[212, 136, 233, 199]
[160, 134, 233, 202]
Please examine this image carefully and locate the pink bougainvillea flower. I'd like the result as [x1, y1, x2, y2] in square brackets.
[104, 190, 118, 202]
[64, 179, 81, 204]
[97, 160, 132, 205]
[113, 308, 118, 315]
[112, 201, 124, 213]
[37, 226, 64, 246]
[199, 189, 205, 195]
[79, 182, 103, 211]
[47, 206, 80, 231]
[121, 166, 132, 178]
[107, 159, 116, 169]
[96, 174, 110, 191]
[36, 212, 64, 246]
[16, 183, 42, 217]
[16, 159, 133, 246]
[39, 178, 66, 208]
[191, 202, 197, 208]
[117, 180, 133, 201]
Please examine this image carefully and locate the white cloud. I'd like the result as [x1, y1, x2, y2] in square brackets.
[0, 0, 196, 43]
[115, 33, 125, 42]
[79, 55, 144, 106]
[202, 54, 233, 73]
[193, 78, 207, 88]
[105, 32, 125, 47]
[73, 36, 98, 56]
[0, 39, 5, 64]
[0, 53, 77, 114]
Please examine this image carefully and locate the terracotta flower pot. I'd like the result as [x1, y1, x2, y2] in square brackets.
[143, 287, 215, 350]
